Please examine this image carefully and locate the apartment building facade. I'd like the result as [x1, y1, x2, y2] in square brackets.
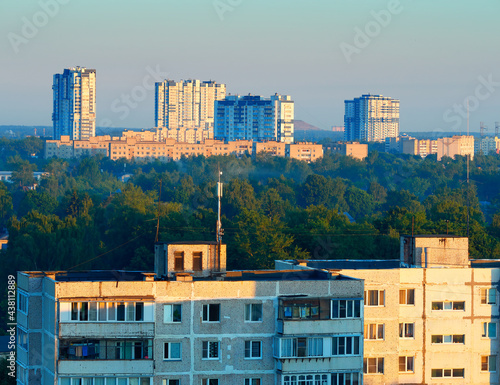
[436, 135, 475, 161]
[52, 67, 96, 140]
[344, 95, 399, 142]
[327, 142, 368, 160]
[17, 242, 364, 385]
[214, 95, 294, 143]
[155, 79, 226, 132]
[277, 235, 500, 385]
[45, 135, 322, 163]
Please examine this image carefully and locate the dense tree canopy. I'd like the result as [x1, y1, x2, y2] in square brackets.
[2, 138, 500, 335]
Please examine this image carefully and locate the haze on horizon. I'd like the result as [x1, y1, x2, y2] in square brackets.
[1, 0, 499, 135]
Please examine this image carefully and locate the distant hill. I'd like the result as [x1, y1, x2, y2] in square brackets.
[294, 120, 322, 131]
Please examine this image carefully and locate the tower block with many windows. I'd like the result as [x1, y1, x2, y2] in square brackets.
[52, 67, 96, 140]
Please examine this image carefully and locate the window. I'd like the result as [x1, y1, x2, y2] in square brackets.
[364, 357, 384, 374]
[193, 252, 202, 271]
[481, 288, 496, 305]
[202, 304, 220, 322]
[245, 303, 262, 322]
[364, 290, 385, 306]
[164, 304, 182, 323]
[201, 380, 218, 385]
[331, 299, 361, 318]
[331, 373, 360, 385]
[18, 328, 28, 350]
[164, 342, 181, 360]
[174, 252, 184, 271]
[332, 336, 360, 356]
[202, 341, 219, 359]
[399, 356, 414, 372]
[431, 369, 464, 378]
[244, 340, 262, 359]
[364, 323, 384, 340]
[277, 337, 324, 358]
[399, 289, 415, 305]
[18, 291, 28, 314]
[399, 323, 414, 338]
[431, 301, 465, 310]
[245, 379, 261, 385]
[65, 302, 147, 322]
[283, 375, 328, 385]
[482, 322, 497, 338]
[431, 334, 465, 344]
[481, 355, 497, 372]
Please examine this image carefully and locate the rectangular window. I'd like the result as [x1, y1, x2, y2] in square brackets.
[364, 290, 385, 306]
[174, 251, 184, 271]
[164, 304, 182, 323]
[481, 288, 497, 305]
[201, 380, 218, 385]
[331, 299, 361, 319]
[364, 323, 384, 340]
[163, 380, 180, 385]
[364, 357, 384, 374]
[245, 303, 263, 322]
[18, 292, 28, 314]
[202, 304, 220, 322]
[431, 369, 465, 378]
[481, 355, 497, 372]
[193, 252, 202, 271]
[482, 322, 497, 338]
[164, 342, 181, 360]
[331, 373, 360, 385]
[332, 336, 360, 356]
[431, 334, 465, 344]
[432, 301, 465, 310]
[202, 341, 219, 359]
[399, 356, 414, 372]
[399, 289, 415, 305]
[244, 379, 261, 385]
[244, 340, 262, 359]
[17, 328, 28, 350]
[399, 323, 415, 339]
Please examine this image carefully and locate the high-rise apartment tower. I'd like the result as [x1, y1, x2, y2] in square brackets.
[52, 67, 96, 140]
[155, 79, 226, 131]
[344, 94, 399, 142]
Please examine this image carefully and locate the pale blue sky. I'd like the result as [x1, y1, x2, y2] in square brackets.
[1, 0, 499, 133]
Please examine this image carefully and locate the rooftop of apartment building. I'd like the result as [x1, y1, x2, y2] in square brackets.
[19, 266, 356, 283]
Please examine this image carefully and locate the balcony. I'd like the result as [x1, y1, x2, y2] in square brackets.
[59, 323, 154, 338]
[58, 360, 153, 375]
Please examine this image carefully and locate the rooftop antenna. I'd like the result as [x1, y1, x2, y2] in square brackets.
[155, 179, 162, 243]
[216, 165, 223, 243]
[466, 100, 470, 239]
[495, 122, 499, 137]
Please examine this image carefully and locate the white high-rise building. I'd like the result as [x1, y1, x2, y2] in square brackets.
[52, 67, 96, 140]
[344, 94, 399, 142]
[215, 94, 294, 143]
[155, 79, 226, 131]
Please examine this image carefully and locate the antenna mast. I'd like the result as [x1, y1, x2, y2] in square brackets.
[466, 100, 470, 239]
[216, 165, 223, 243]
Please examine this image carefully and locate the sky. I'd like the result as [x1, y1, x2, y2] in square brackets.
[1, 0, 499, 134]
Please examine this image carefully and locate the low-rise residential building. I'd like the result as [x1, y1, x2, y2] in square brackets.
[45, 135, 321, 163]
[437, 135, 475, 161]
[277, 235, 500, 385]
[327, 142, 368, 160]
[17, 242, 364, 385]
